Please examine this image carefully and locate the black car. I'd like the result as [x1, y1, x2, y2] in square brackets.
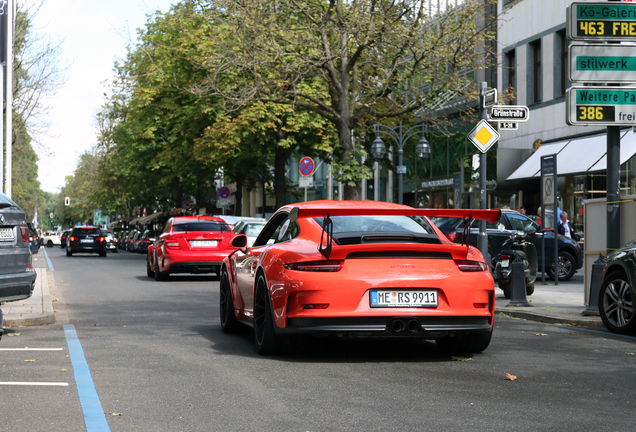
[0, 191, 37, 339]
[598, 240, 636, 335]
[137, 229, 157, 254]
[66, 226, 107, 257]
[60, 229, 72, 248]
[433, 209, 583, 281]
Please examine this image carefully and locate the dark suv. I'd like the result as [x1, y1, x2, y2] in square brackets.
[1, 192, 38, 339]
[434, 209, 583, 281]
[66, 226, 107, 257]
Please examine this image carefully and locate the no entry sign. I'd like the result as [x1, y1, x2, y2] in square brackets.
[299, 157, 314, 176]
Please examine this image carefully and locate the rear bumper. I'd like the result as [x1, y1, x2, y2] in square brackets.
[165, 261, 222, 274]
[69, 244, 106, 254]
[0, 268, 37, 302]
[281, 316, 492, 338]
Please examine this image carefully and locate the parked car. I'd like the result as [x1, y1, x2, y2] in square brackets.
[216, 215, 266, 230]
[138, 230, 157, 254]
[60, 229, 72, 248]
[433, 209, 583, 281]
[102, 229, 118, 253]
[41, 230, 61, 248]
[598, 240, 636, 335]
[232, 220, 266, 247]
[66, 226, 107, 257]
[147, 216, 237, 281]
[125, 230, 139, 251]
[118, 230, 129, 250]
[0, 191, 37, 339]
[130, 231, 143, 252]
[220, 201, 501, 355]
[27, 223, 40, 254]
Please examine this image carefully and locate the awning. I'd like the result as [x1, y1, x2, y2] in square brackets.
[506, 130, 636, 181]
[131, 212, 165, 226]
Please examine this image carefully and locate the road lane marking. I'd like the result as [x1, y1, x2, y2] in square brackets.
[64, 324, 111, 432]
[0, 381, 69, 386]
[0, 348, 64, 351]
[43, 248, 54, 271]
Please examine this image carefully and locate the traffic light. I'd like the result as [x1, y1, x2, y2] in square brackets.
[65, 197, 70, 206]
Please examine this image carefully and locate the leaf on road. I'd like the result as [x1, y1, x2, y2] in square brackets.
[542, 306, 552, 310]
[7, 333, 20, 337]
[626, 352, 635, 356]
[451, 356, 473, 361]
[52, 297, 59, 302]
[60, 368, 67, 372]
[535, 333, 548, 336]
[107, 413, 123, 416]
[504, 372, 517, 381]
[24, 359, 35, 362]
[94, 324, 100, 326]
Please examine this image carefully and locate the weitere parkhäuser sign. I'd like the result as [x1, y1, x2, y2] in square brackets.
[567, 2, 636, 41]
[566, 86, 636, 126]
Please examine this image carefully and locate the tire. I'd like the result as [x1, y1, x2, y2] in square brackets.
[546, 251, 576, 281]
[220, 269, 239, 334]
[113, 248, 118, 253]
[146, 260, 154, 278]
[66, 249, 72, 257]
[599, 272, 636, 335]
[47, 240, 53, 248]
[253, 274, 284, 355]
[499, 281, 512, 299]
[154, 253, 167, 281]
[526, 281, 535, 296]
[99, 251, 107, 257]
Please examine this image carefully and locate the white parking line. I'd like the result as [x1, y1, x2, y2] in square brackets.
[0, 382, 69, 386]
[0, 348, 64, 351]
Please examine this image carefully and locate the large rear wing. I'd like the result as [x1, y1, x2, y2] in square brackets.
[289, 207, 501, 223]
[287, 206, 501, 259]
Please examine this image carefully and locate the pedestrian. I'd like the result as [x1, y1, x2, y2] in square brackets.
[557, 211, 579, 241]
[536, 207, 542, 227]
[519, 206, 526, 215]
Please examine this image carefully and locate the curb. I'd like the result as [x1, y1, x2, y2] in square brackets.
[495, 307, 605, 328]
[2, 268, 56, 328]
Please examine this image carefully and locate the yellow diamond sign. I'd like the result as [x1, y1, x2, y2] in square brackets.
[468, 120, 500, 153]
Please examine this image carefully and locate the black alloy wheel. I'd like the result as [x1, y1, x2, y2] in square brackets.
[546, 251, 576, 281]
[599, 272, 636, 334]
[220, 269, 239, 333]
[253, 274, 283, 355]
[47, 240, 53, 247]
[153, 252, 167, 281]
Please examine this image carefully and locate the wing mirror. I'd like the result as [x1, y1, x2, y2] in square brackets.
[231, 234, 248, 248]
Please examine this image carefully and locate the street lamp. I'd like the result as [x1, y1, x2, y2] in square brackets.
[415, 136, 431, 161]
[372, 122, 428, 204]
[370, 137, 387, 201]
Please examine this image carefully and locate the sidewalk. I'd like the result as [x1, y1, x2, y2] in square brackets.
[494, 276, 605, 328]
[1, 268, 56, 327]
[1, 268, 605, 330]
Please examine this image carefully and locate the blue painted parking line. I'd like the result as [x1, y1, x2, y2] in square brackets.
[64, 324, 111, 432]
[43, 248, 54, 271]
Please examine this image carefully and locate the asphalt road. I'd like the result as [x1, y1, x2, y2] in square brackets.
[2, 246, 636, 431]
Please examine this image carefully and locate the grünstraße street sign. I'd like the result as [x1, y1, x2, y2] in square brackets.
[488, 105, 529, 122]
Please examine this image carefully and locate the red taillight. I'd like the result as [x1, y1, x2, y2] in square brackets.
[20, 225, 29, 242]
[69, 236, 76, 242]
[500, 254, 511, 260]
[283, 260, 344, 272]
[99, 236, 105, 242]
[166, 241, 180, 249]
[455, 260, 488, 272]
[445, 232, 457, 242]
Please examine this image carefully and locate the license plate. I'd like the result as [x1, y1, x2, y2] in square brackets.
[191, 240, 218, 247]
[81, 239, 93, 243]
[501, 259, 509, 268]
[370, 290, 438, 308]
[0, 227, 14, 241]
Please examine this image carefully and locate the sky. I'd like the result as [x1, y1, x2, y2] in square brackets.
[31, 0, 176, 193]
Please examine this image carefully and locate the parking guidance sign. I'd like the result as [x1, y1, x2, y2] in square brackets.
[567, 86, 636, 126]
[568, 2, 636, 41]
[570, 43, 636, 83]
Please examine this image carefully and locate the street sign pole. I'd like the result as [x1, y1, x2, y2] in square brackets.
[478, 82, 489, 265]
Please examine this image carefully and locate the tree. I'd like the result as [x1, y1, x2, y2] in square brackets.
[190, 0, 497, 199]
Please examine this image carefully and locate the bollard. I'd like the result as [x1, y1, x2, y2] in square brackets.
[507, 255, 532, 307]
[582, 254, 606, 316]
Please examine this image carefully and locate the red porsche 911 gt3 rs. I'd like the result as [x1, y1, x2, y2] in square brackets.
[220, 201, 501, 355]
[147, 216, 238, 281]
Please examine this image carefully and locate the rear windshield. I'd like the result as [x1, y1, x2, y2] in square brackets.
[0, 191, 18, 209]
[74, 228, 100, 235]
[314, 215, 436, 234]
[172, 222, 229, 232]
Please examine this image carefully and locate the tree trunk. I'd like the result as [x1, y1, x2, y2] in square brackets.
[337, 119, 360, 200]
[234, 177, 244, 216]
